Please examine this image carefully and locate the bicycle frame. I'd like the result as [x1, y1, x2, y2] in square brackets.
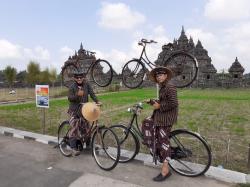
[125, 108, 144, 140]
[137, 42, 157, 70]
[75, 56, 99, 75]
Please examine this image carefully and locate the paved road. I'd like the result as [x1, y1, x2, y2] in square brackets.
[0, 135, 233, 187]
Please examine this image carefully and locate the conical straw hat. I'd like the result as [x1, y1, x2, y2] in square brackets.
[81, 102, 101, 122]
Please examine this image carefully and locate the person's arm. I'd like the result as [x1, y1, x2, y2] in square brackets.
[158, 85, 178, 112]
[87, 83, 99, 103]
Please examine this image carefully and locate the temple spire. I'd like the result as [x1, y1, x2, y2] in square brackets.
[181, 25, 185, 35]
[235, 57, 238, 62]
[196, 39, 203, 48]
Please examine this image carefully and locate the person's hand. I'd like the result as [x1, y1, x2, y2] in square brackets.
[153, 102, 160, 109]
[96, 101, 102, 107]
[77, 90, 84, 96]
[145, 99, 155, 105]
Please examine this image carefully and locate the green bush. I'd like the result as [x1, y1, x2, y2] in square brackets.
[107, 84, 120, 92]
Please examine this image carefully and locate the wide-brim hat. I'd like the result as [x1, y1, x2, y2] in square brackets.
[149, 66, 173, 83]
[81, 102, 101, 122]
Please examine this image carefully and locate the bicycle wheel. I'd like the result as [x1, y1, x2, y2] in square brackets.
[169, 129, 212, 177]
[122, 59, 146, 89]
[58, 121, 72, 157]
[110, 124, 140, 163]
[61, 63, 78, 88]
[92, 127, 120, 170]
[163, 52, 198, 88]
[91, 59, 113, 87]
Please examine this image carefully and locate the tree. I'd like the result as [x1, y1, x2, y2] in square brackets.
[16, 70, 27, 83]
[49, 68, 57, 87]
[26, 61, 40, 86]
[3, 65, 17, 88]
[39, 68, 50, 84]
[0, 70, 5, 82]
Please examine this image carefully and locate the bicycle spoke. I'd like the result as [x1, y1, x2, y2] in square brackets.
[58, 121, 73, 157]
[110, 125, 139, 163]
[61, 64, 78, 88]
[169, 130, 211, 177]
[122, 60, 145, 88]
[91, 60, 113, 87]
[175, 159, 194, 172]
[92, 128, 120, 170]
[164, 52, 198, 88]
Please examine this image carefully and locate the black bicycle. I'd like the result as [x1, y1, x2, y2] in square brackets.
[61, 51, 113, 88]
[58, 103, 120, 171]
[122, 39, 198, 89]
[110, 103, 212, 177]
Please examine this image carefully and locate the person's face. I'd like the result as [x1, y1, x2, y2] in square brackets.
[156, 73, 168, 83]
[74, 76, 85, 84]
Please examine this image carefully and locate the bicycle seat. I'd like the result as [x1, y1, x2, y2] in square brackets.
[138, 42, 143, 46]
[141, 38, 157, 44]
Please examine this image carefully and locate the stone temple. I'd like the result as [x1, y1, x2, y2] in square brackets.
[62, 28, 250, 88]
[155, 26, 250, 88]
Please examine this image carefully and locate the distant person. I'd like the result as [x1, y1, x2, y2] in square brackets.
[145, 66, 178, 182]
[67, 71, 100, 156]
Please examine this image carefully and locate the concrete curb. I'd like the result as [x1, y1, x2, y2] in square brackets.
[0, 126, 249, 184]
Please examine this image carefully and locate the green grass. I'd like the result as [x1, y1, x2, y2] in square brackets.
[236, 184, 250, 187]
[1, 87, 250, 173]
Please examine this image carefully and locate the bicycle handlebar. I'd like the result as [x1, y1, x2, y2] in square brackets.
[127, 103, 143, 114]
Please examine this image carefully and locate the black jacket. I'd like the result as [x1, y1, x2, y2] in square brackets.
[68, 81, 98, 115]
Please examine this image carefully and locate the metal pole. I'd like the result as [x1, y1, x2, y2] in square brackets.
[156, 84, 159, 99]
[226, 138, 230, 164]
[248, 144, 250, 169]
[42, 108, 46, 134]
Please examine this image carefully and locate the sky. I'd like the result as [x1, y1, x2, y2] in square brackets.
[0, 0, 250, 74]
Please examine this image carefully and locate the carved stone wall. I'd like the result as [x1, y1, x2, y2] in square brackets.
[155, 27, 250, 88]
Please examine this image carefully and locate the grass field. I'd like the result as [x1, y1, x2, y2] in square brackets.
[0, 87, 68, 102]
[0, 87, 250, 173]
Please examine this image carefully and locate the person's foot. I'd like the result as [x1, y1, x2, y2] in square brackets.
[153, 172, 172, 182]
[85, 144, 92, 151]
[72, 149, 81, 156]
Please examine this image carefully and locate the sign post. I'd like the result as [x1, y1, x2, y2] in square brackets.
[35, 85, 49, 134]
[156, 84, 159, 99]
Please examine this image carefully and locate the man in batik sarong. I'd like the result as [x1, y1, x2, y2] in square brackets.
[148, 66, 178, 182]
[67, 71, 100, 156]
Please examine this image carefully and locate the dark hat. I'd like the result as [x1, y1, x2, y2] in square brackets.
[73, 70, 86, 78]
[149, 66, 173, 83]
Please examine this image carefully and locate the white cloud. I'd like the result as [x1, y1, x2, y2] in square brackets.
[0, 39, 51, 71]
[204, 0, 250, 21]
[223, 22, 250, 72]
[186, 28, 217, 49]
[23, 46, 50, 61]
[34, 46, 50, 61]
[186, 27, 250, 73]
[59, 46, 74, 62]
[94, 25, 172, 73]
[0, 39, 22, 59]
[98, 2, 146, 30]
[95, 49, 127, 74]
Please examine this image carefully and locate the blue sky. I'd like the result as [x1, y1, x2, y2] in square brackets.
[0, 0, 250, 74]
